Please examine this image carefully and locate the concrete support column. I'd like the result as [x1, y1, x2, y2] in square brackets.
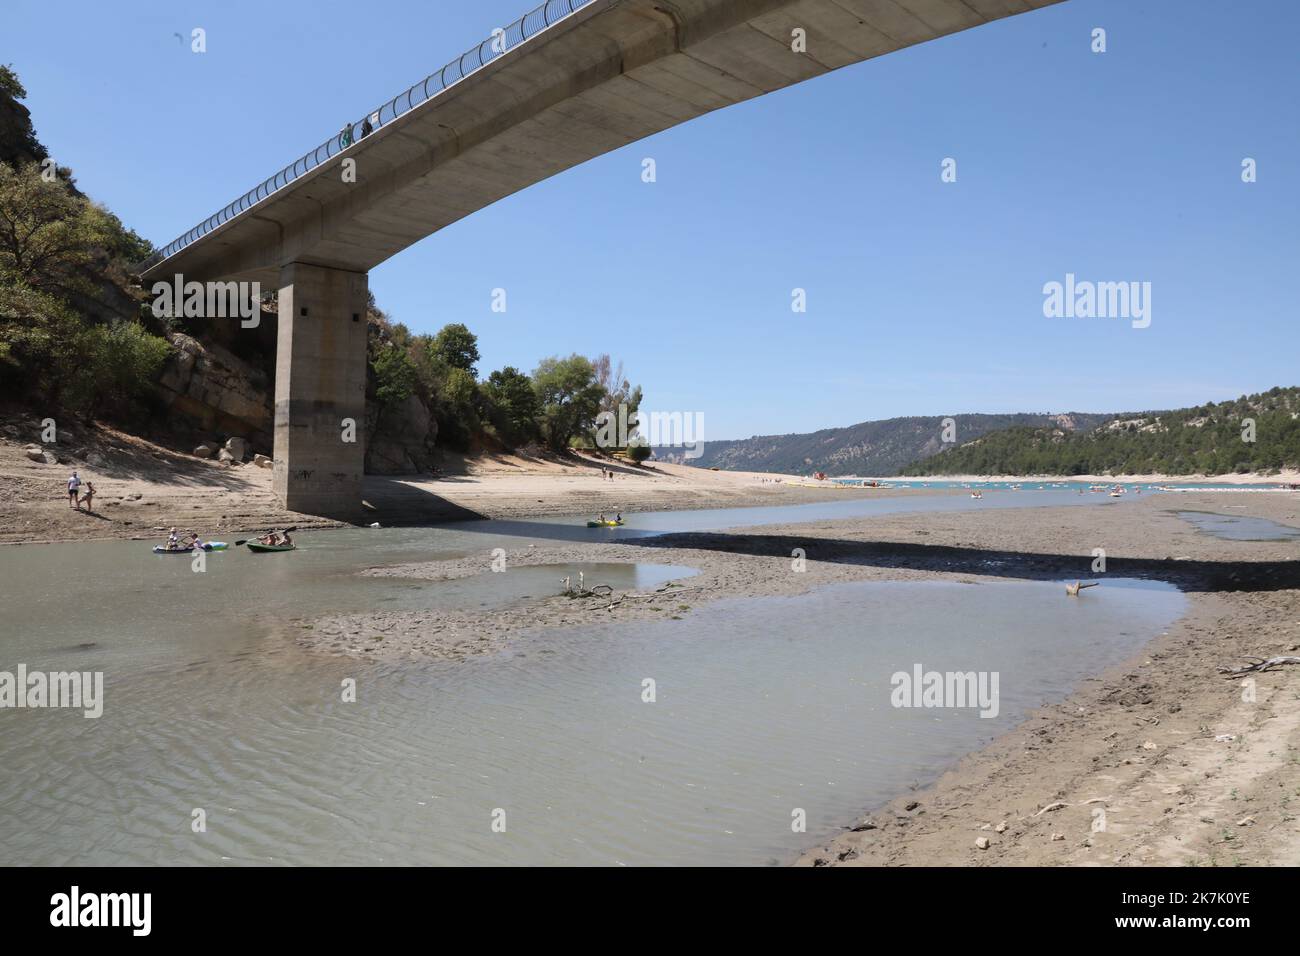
[273, 262, 368, 517]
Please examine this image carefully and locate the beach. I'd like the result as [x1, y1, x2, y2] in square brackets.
[0, 425, 891, 544]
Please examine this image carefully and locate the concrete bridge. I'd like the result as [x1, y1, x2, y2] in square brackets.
[140, 0, 1062, 517]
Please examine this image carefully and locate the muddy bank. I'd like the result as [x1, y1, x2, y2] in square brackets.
[301, 492, 1300, 662]
[297, 491, 1300, 866]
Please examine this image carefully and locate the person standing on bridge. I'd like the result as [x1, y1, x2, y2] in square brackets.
[361, 115, 374, 138]
[339, 123, 353, 148]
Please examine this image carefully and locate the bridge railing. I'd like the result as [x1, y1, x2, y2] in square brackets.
[138, 0, 597, 274]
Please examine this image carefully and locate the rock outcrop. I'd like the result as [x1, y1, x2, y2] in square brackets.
[365, 394, 438, 475]
[155, 333, 273, 452]
[155, 331, 442, 475]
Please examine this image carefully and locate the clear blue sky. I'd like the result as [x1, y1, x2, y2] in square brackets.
[7, 0, 1297, 439]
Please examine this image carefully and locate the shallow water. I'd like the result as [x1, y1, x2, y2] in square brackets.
[837, 479, 1284, 492]
[0, 540, 1183, 864]
[519, 485, 1123, 537]
[1175, 510, 1300, 542]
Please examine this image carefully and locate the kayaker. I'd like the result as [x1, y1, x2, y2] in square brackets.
[597, 514, 606, 524]
[279, 531, 293, 547]
[615, 512, 622, 522]
[166, 527, 180, 550]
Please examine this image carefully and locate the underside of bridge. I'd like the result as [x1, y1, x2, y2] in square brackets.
[141, 0, 1063, 517]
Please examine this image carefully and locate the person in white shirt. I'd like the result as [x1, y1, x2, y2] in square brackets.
[67, 472, 81, 510]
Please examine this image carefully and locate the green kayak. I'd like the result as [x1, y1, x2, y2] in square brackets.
[246, 542, 296, 553]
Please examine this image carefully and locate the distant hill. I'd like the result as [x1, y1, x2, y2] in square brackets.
[653, 411, 1113, 476]
[900, 387, 1300, 477]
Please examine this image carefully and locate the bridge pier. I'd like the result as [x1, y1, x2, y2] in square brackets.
[272, 262, 368, 518]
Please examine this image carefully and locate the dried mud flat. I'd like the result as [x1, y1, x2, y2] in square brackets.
[298, 491, 1300, 866]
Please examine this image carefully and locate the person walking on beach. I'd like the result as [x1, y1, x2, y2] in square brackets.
[78, 481, 96, 513]
[67, 471, 81, 509]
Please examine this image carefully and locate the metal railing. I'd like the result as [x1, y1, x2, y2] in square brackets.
[138, 0, 596, 273]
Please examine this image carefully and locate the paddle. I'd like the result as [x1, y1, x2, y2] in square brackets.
[236, 530, 299, 546]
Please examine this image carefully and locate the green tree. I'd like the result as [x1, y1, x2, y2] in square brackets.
[484, 366, 541, 447]
[592, 353, 643, 446]
[432, 323, 480, 376]
[533, 354, 605, 452]
[373, 345, 418, 408]
[69, 321, 172, 413]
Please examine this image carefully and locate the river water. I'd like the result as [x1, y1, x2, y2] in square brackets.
[0, 495, 1187, 865]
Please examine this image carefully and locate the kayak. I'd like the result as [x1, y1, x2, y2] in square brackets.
[246, 542, 296, 553]
[153, 542, 227, 554]
[586, 519, 624, 527]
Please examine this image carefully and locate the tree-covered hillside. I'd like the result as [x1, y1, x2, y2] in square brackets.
[658, 412, 1112, 476]
[900, 388, 1300, 476]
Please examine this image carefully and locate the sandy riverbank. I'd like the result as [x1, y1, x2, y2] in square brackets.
[5, 416, 1293, 546]
[296, 490, 1300, 866]
[0, 424, 893, 545]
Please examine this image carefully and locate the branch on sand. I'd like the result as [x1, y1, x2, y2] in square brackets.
[571, 582, 702, 611]
[1034, 797, 1111, 816]
[1218, 656, 1300, 678]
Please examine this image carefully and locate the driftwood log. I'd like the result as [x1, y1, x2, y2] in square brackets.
[1218, 656, 1300, 678]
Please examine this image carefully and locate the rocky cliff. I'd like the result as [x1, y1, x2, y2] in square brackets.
[153, 323, 441, 475]
[155, 333, 274, 453]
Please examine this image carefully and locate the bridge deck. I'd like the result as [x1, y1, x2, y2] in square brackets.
[140, 0, 1062, 285]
